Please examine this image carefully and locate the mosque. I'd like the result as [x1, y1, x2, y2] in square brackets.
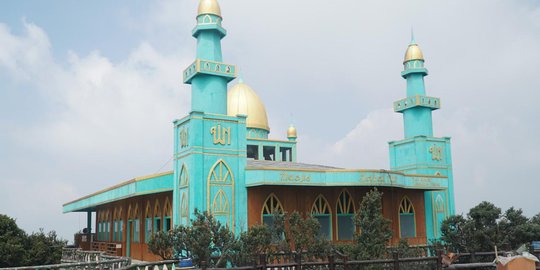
[63, 0, 456, 261]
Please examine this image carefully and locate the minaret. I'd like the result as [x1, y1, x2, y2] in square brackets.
[183, 0, 237, 114]
[175, 0, 246, 233]
[389, 34, 455, 241]
[395, 33, 439, 138]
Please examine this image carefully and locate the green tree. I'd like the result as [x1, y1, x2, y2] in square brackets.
[0, 214, 26, 267]
[353, 188, 392, 260]
[0, 214, 66, 267]
[441, 203, 540, 253]
[148, 230, 174, 260]
[184, 210, 237, 267]
[499, 207, 529, 250]
[23, 229, 66, 266]
[237, 224, 271, 255]
[234, 224, 272, 266]
[467, 201, 502, 252]
[287, 212, 332, 256]
[440, 214, 471, 253]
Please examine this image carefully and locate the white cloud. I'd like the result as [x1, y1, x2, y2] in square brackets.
[0, 20, 190, 240]
[1, 0, 540, 241]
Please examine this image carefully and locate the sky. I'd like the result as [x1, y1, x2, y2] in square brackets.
[1, 0, 540, 241]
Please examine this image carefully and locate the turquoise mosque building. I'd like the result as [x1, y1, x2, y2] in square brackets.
[63, 0, 455, 261]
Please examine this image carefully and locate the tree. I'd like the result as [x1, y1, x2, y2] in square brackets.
[467, 201, 502, 252]
[23, 229, 66, 266]
[441, 203, 540, 253]
[148, 230, 174, 260]
[237, 224, 271, 256]
[287, 212, 331, 256]
[499, 207, 529, 250]
[441, 214, 472, 253]
[234, 225, 272, 266]
[353, 188, 392, 260]
[182, 210, 236, 267]
[0, 214, 66, 267]
[0, 214, 26, 267]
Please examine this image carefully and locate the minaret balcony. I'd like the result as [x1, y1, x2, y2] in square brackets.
[394, 95, 440, 113]
[183, 59, 237, 84]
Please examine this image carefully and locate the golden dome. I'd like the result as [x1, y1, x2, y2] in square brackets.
[228, 82, 270, 131]
[287, 125, 297, 138]
[404, 43, 424, 63]
[197, 0, 221, 17]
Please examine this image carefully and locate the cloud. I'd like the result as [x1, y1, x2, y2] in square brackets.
[0, 20, 190, 240]
[1, 0, 540, 242]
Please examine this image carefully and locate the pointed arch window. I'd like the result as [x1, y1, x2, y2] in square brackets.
[261, 193, 284, 228]
[180, 164, 189, 187]
[435, 194, 445, 213]
[130, 204, 140, 243]
[144, 201, 152, 243]
[97, 211, 103, 241]
[208, 160, 233, 184]
[154, 199, 162, 233]
[180, 192, 189, 225]
[207, 159, 235, 229]
[105, 210, 111, 241]
[212, 189, 231, 226]
[399, 196, 416, 238]
[163, 198, 172, 231]
[336, 190, 355, 240]
[312, 195, 332, 240]
[113, 207, 123, 242]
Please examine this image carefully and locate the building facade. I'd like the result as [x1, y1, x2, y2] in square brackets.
[63, 0, 455, 261]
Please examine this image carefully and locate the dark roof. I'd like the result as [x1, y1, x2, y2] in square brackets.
[246, 160, 342, 170]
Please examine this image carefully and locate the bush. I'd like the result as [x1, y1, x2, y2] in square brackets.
[0, 214, 66, 267]
[353, 188, 392, 260]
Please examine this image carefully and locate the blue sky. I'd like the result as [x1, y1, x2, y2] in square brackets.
[1, 0, 540, 241]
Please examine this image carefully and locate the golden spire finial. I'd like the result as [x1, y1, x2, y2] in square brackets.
[404, 30, 424, 63]
[287, 125, 297, 140]
[198, 0, 222, 17]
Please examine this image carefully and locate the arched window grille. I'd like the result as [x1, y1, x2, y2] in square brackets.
[144, 201, 152, 243]
[261, 193, 284, 227]
[153, 199, 162, 233]
[399, 196, 416, 238]
[113, 207, 123, 242]
[336, 190, 355, 240]
[164, 197, 172, 231]
[311, 195, 332, 240]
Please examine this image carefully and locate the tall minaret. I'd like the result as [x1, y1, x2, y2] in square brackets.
[175, 0, 246, 233]
[397, 34, 438, 138]
[389, 34, 455, 241]
[183, 0, 237, 114]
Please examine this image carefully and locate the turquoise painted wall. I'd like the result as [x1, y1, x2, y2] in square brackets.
[173, 9, 247, 233]
[389, 44, 455, 242]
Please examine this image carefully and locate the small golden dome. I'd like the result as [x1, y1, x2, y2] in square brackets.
[228, 82, 270, 131]
[198, 0, 221, 17]
[404, 43, 424, 63]
[287, 125, 297, 138]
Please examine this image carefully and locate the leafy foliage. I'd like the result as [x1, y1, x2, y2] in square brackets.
[236, 224, 271, 256]
[23, 229, 65, 266]
[148, 230, 174, 260]
[0, 214, 26, 267]
[441, 201, 540, 253]
[353, 188, 392, 260]
[188, 210, 236, 267]
[0, 214, 66, 267]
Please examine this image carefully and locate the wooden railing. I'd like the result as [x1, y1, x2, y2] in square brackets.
[91, 242, 122, 256]
[197, 250, 540, 270]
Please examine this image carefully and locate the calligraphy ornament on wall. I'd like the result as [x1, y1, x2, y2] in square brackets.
[180, 127, 189, 148]
[429, 145, 443, 161]
[211, 124, 231, 145]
